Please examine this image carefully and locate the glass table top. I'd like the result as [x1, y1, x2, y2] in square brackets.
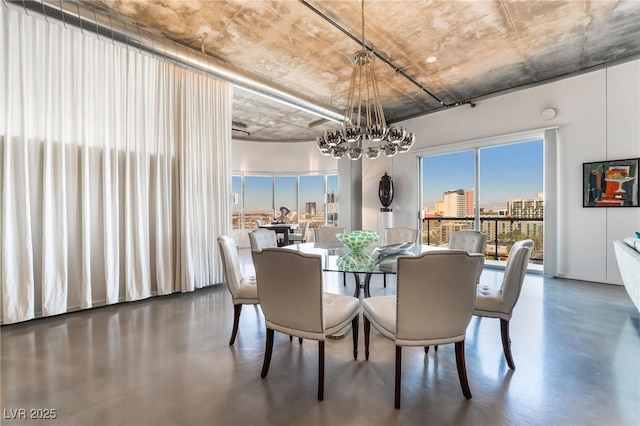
[282, 242, 445, 274]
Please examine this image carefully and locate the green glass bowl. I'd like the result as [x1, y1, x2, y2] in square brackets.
[336, 230, 379, 252]
[336, 252, 378, 272]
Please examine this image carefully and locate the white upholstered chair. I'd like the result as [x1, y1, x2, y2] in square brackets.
[448, 230, 488, 257]
[473, 239, 534, 370]
[424, 229, 489, 354]
[314, 226, 348, 286]
[363, 250, 484, 408]
[248, 228, 278, 251]
[382, 227, 420, 287]
[385, 226, 419, 246]
[217, 235, 259, 345]
[313, 226, 345, 245]
[288, 220, 310, 244]
[252, 248, 360, 401]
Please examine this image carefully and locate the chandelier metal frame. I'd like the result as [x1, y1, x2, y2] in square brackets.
[317, 0, 415, 160]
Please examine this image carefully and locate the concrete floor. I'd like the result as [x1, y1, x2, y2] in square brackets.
[2, 249, 639, 426]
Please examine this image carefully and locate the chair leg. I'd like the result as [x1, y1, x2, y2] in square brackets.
[351, 315, 359, 359]
[455, 341, 472, 399]
[343, 272, 346, 286]
[261, 328, 275, 378]
[383, 273, 387, 288]
[395, 345, 402, 409]
[364, 316, 371, 360]
[318, 341, 325, 401]
[500, 318, 516, 370]
[229, 304, 242, 345]
[299, 337, 303, 345]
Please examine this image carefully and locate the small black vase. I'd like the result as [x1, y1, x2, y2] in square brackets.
[379, 172, 394, 210]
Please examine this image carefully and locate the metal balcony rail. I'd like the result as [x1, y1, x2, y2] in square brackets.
[421, 216, 544, 264]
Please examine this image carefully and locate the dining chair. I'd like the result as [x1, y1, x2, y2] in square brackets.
[217, 235, 260, 345]
[252, 248, 360, 401]
[381, 227, 419, 288]
[288, 220, 310, 244]
[363, 250, 484, 408]
[473, 239, 534, 370]
[248, 228, 278, 251]
[448, 230, 488, 257]
[314, 226, 348, 286]
[423, 229, 488, 354]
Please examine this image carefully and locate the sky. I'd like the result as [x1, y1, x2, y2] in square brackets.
[422, 139, 543, 210]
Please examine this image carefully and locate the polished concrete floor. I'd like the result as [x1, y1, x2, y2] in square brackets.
[2, 249, 639, 426]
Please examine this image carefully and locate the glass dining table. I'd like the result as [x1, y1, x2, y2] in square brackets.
[282, 242, 444, 297]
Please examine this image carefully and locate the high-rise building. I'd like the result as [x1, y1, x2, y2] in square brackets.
[443, 189, 473, 217]
[465, 189, 474, 216]
[508, 194, 544, 218]
[305, 202, 316, 216]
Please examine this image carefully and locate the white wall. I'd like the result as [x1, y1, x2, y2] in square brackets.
[232, 139, 337, 173]
[373, 60, 640, 285]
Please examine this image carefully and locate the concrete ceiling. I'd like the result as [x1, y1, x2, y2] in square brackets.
[73, 0, 640, 142]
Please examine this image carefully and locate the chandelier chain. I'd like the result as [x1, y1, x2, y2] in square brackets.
[315, 0, 415, 160]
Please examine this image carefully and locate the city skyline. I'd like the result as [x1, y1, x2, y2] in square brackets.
[422, 139, 543, 210]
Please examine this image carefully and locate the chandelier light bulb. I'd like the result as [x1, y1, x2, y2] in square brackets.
[343, 125, 362, 143]
[348, 147, 363, 160]
[365, 146, 381, 159]
[325, 129, 343, 147]
[387, 126, 406, 144]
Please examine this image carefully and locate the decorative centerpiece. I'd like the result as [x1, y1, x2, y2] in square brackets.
[336, 252, 378, 272]
[336, 230, 379, 253]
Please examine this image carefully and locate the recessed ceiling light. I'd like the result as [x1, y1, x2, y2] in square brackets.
[426, 56, 438, 63]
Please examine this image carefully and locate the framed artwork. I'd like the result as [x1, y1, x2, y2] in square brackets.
[583, 158, 640, 207]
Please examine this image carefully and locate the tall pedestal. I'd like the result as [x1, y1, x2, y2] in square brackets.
[378, 209, 393, 246]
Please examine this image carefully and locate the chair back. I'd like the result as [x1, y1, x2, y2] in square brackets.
[249, 228, 278, 251]
[299, 220, 310, 237]
[217, 236, 243, 299]
[255, 219, 264, 227]
[252, 248, 325, 339]
[385, 227, 419, 245]
[499, 239, 534, 313]
[314, 226, 346, 244]
[395, 250, 483, 345]
[448, 230, 488, 254]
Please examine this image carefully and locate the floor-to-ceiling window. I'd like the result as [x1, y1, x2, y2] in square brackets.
[232, 172, 337, 230]
[232, 174, 242, 230]
[299, 174, 326, 228]
[274, 175, 297, 222]
[421, 138, 544, 265]
[244, 175, 274, 228]
[326, 174, 339, 226]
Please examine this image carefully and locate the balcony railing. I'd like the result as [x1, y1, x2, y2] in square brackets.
[421, 216, 544, 265]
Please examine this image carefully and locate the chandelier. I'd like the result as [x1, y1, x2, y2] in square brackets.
[316, 0, 415, 160]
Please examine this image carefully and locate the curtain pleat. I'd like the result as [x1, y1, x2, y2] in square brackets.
[0, 6, 232, 324]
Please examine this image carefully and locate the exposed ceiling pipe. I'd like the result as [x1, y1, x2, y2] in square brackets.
[7, 0, 344, 124]
[298, 0, 476, 110]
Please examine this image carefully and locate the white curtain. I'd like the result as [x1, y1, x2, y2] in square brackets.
[1, 6, 232, 324]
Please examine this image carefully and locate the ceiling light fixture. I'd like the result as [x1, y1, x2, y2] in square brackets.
[316, 0, 415, 160]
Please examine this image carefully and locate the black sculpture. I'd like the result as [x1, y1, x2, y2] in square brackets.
[379, 172, 394, 211]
